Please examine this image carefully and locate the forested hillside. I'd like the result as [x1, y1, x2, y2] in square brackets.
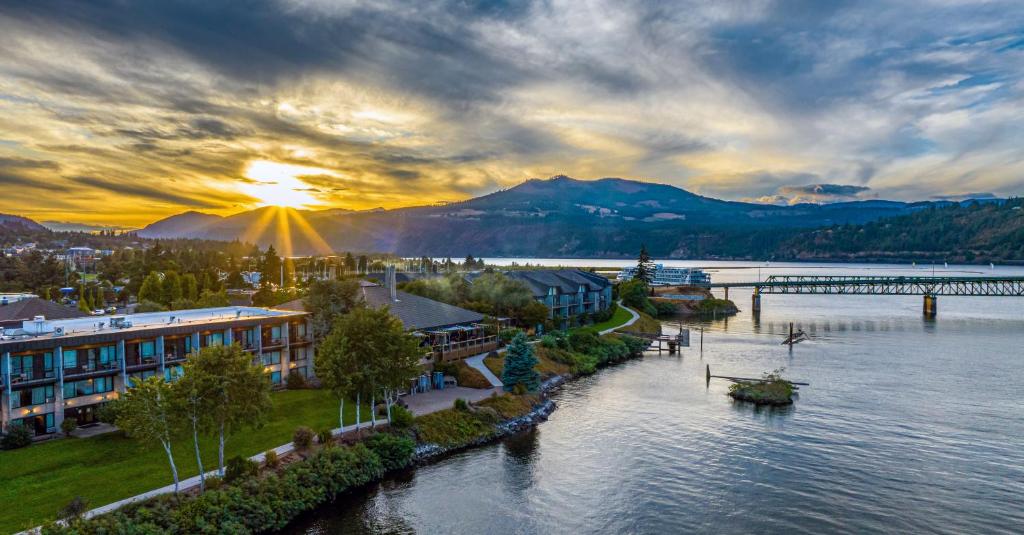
[778, 199, 1024, 263]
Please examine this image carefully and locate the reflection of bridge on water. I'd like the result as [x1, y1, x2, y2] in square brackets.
[710, 275, 1024, 317]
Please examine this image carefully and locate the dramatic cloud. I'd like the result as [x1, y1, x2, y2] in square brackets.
[0, 0, 1022, 226]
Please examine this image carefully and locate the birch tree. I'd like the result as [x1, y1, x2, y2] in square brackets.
[116, 377, 182, 492]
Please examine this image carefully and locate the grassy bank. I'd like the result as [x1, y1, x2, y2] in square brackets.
[577, 304, 633, 334]
[0, 389, 372, 533]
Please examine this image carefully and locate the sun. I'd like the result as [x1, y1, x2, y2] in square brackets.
[241, 160, 334, 208]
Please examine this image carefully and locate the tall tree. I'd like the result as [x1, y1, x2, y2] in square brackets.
[161, 271, 182, 306]
[181, 273, 199, 301]
[174, 364, 210, 491]
[303, 279, 363, 343]
[137, 271, 162, 304]
[189, 344, 272, 476]
[116, 377, 182, 492]
[261, 245, 282, 287]
[635, 244, 655, 286]
[502, 332, 540, 392]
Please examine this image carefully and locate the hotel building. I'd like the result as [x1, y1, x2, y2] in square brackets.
[0, 306, 312, 437]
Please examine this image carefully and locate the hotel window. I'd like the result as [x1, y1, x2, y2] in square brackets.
[63, 377, 114, 399]
[205, 332, 224, 347]
[97, 345, 117, 367]
[164, 365, 184, 382]
[62, 349, 79, 370]
[12, 385, 55, 408]
[139, 341, 156, 359]
[292, 366, 307, 379]
[268, 325, 282, 342]
[11, 352, 53, 379]
[261, 351, 281, 366]
[270, 371, 282, 385]
[184, 335, 195, 354]
[294, 322, 308, 339]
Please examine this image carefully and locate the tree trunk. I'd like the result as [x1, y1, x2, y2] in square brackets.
[370, 392, 376, 428]
[218, 422, 226, 477]
[162, 440, 180, 493]
[192, 416, 205, 491]
[355, 392, 361, 433]
[385, 389, 393, 424]
[339, 398, 345, 430]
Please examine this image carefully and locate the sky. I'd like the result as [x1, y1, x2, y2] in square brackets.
[1, 0, 1023, 228]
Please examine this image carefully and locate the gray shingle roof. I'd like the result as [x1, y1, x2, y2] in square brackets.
[275, 285, 485, 332]
[360, 285, 484, 331]
[0, 298, 89, 328]
[501, 269, 611, 298]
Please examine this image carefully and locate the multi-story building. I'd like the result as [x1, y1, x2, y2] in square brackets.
[617, 265, 710, 287]
[496, 269, 613, 329]
[0, 306, 312, 437]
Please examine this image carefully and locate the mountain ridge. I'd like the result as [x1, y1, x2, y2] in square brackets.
[134, 176, 981, 257]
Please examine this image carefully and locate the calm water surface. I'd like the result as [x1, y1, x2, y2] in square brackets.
[286, 262, 1024, 534]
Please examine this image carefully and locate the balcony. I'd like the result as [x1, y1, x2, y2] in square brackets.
[63, 361, 120, 379]
[164, 351, 188, 363]
[435, 335, 498, 363]
[262, 337, 285, 349]
[9, 369, 57, 386]
[125, 356, 159, 370]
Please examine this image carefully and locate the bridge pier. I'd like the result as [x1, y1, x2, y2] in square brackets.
[923, 294, 937, 318]
[724, 287, 729, 301]
[751, 289, 761, 314]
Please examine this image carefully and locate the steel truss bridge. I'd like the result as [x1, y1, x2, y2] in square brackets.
[709, 275, 1024, 316]
[711, 275, 1024, 296]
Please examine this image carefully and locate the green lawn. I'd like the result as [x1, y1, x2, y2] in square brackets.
[0, 389, 371, 533]
[576, 304, 633, 335]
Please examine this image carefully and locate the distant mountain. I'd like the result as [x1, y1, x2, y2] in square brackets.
[134, 176, 988, 258]
[136, 210, 223, 239]
[0, 213, 47, 232]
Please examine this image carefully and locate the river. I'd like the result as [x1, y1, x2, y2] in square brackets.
[285, 262, 1024, 534]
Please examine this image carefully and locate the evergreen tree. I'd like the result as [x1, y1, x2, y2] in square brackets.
[502, 332, 540, 392]
[635, 244, 655, 285]
[261, 245, 282, 287]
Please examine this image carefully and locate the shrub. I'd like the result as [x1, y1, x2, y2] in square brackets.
[365, 433, 415, 471]
[45, 444, 386, 534]
[453, 398, 469, 411]
[316, 428, 334, 447]
[224, 455, 259, 483]
[414, 407, 493, 447]
[653, 300, 678, 317]
[96, 398, 124, 424]
[264, 449, 281, 469]
[286, 371, 307, 389]
[389, 404, 414, 430]
[58, 496, 89, 521]
[204, 476, 224, 491]
[292, 426, 314, 451]
[1, 423, 32, 450]
[60, 418, 77, 438]
[134, 299, 168, 313]
[498, 328, 523, 344]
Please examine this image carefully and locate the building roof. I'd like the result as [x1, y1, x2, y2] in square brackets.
[276, 285, 484, 331]
[1, 306, 304, 349]
[361, 285, 485, 331]
[500, 269, 612, 297]
[0, 298, 88, 329]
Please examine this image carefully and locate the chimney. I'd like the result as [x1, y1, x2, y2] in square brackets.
[386, 265, 397, 301]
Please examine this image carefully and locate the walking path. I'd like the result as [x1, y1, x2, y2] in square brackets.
[600, 301, 640, 335]
[465, 353, 503, 387]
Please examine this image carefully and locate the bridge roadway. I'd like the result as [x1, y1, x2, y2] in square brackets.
[708, 275, 1024, 317]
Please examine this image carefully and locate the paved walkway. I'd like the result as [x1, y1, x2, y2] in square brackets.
[403, 385, 501, 415]
[465, 353, 503, 387]
[600, 301, 640, 335]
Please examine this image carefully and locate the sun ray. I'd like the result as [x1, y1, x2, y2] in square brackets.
[288, 210, 335, 256]
[240, 206, 277, 245]
[276, 207, 294, 258]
